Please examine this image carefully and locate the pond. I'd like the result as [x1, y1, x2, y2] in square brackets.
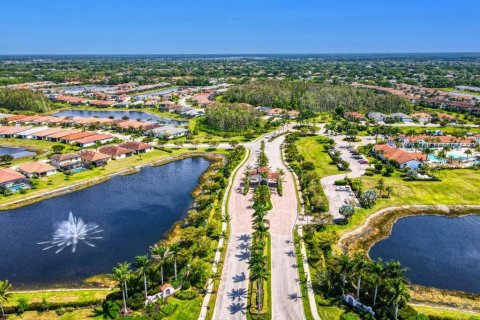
[369, 215, 480, 293]
[53, 109, 186, 126]
[0, 157, 210, 289]
[0, 146, 36, 159]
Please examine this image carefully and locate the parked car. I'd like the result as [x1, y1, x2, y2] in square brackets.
[335, 186, 351, 191]
[359, 159, 369, 164]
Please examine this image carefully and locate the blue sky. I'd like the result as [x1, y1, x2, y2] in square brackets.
[0, 0, 479, 54]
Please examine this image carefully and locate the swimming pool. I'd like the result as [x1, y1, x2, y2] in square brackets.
[429, 151, 470, 162]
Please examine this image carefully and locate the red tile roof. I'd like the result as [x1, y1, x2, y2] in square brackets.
[99, 145, 133, 157]
[374, 144, 426, 164]
[119, 141, 152, 151]
[17, 162, 56, 174]
[0, 168, 26, 184]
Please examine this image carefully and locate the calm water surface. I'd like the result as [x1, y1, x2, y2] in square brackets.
[0, 146, 36, 159]
[0, 157, 209, 289]
[370, 215, 480, 293]
[53, 109, 186, 125]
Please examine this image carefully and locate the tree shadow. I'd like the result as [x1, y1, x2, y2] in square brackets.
[238, 242, 250, 250]
[288, 292, 300, 301]
[236, 250, 250, 261]
[228, 302, 246, 315]
[285, 250, 295, 257]
[227, 287, 248, 301]
[238, 234, 252, 242]
[233, 272, 246, 283]
[291, 263, 298, 269]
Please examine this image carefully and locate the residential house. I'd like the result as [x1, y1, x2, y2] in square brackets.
[119, 141, 153, 154]
[50, 153, 83, 171]
[374, 144, 426, 169]
[411, 112, 432, 123]
[15, 126, 50, 139]
[0, 168, 30, 191]
[99, 145, 134, 159]
[46, 129, 82, 142]
[74, 134, 114, 148]
[150, 126, 189, 139]
[344, 112, 365, 121]
[78, 150, 110, 167]
[0, 126, 32, 138]
[60, 131, 98, 144]
[388, 113, 412, 123]
[17, 162, 57, 178]
[266, 108, 285, 117]
[366, 112, 387, 122]
[287, 110, 300, 119]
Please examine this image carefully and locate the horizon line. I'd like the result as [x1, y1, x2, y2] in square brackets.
[1, 51, 480, 56]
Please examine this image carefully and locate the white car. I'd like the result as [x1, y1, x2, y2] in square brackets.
[335, 186, 350, 191]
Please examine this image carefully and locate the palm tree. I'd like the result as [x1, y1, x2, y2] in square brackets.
[0, 280, 12, 318]
[249, 262, 269, 314]
[134, 255, 150, 301]
[386, 278, 410, 320]
[385, 185, 393, 198]
[110, 262, 131, 314]
[335, 254, 351, 293]
[151, 244, 171, 285]
[352, 254, 366, 299]
[367, 259, 384, 306]
[170, 243, 181, 281]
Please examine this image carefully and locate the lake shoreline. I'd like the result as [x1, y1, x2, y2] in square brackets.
[0, 151, 224, 211]
[337, 204, 480, 311]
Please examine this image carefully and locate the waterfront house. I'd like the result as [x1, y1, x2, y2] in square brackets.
[99, 145, 134, 159]
[374, 144, 426, 169]
[50, 153, 83, 171]
[17, 162, 57, 178]
[78, 150, 110, 167]
[0, 168, 30, 191]
[119, 141, 153, 154]
[74, 134, 114, 148]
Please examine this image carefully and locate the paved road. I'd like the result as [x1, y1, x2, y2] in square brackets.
[265, 135, 305, 320]
[212, 139, 261, 320]
[320, 135, 371, 219]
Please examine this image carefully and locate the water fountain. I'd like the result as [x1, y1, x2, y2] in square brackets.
[38, 211, 103, 253]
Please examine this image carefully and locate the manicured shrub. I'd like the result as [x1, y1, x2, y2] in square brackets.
[334, 180, 348, 186]
[174, 290, 199, 300]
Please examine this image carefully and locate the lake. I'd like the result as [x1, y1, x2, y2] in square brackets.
[53, 109, 186, 126]
[0, 146, 36, 159]
[0, 157, 210, 289]
[369, 215, 480, 293]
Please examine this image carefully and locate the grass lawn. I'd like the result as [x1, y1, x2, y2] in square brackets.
[0, 147, 225, 209]
[164, 296, 203, 319]
[412, 304, 480, 320]
[316, 306, 345, 320]
[5, 289, 112, 308]
[7, 308, 103, 320]
[295, 136, 343, 178]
